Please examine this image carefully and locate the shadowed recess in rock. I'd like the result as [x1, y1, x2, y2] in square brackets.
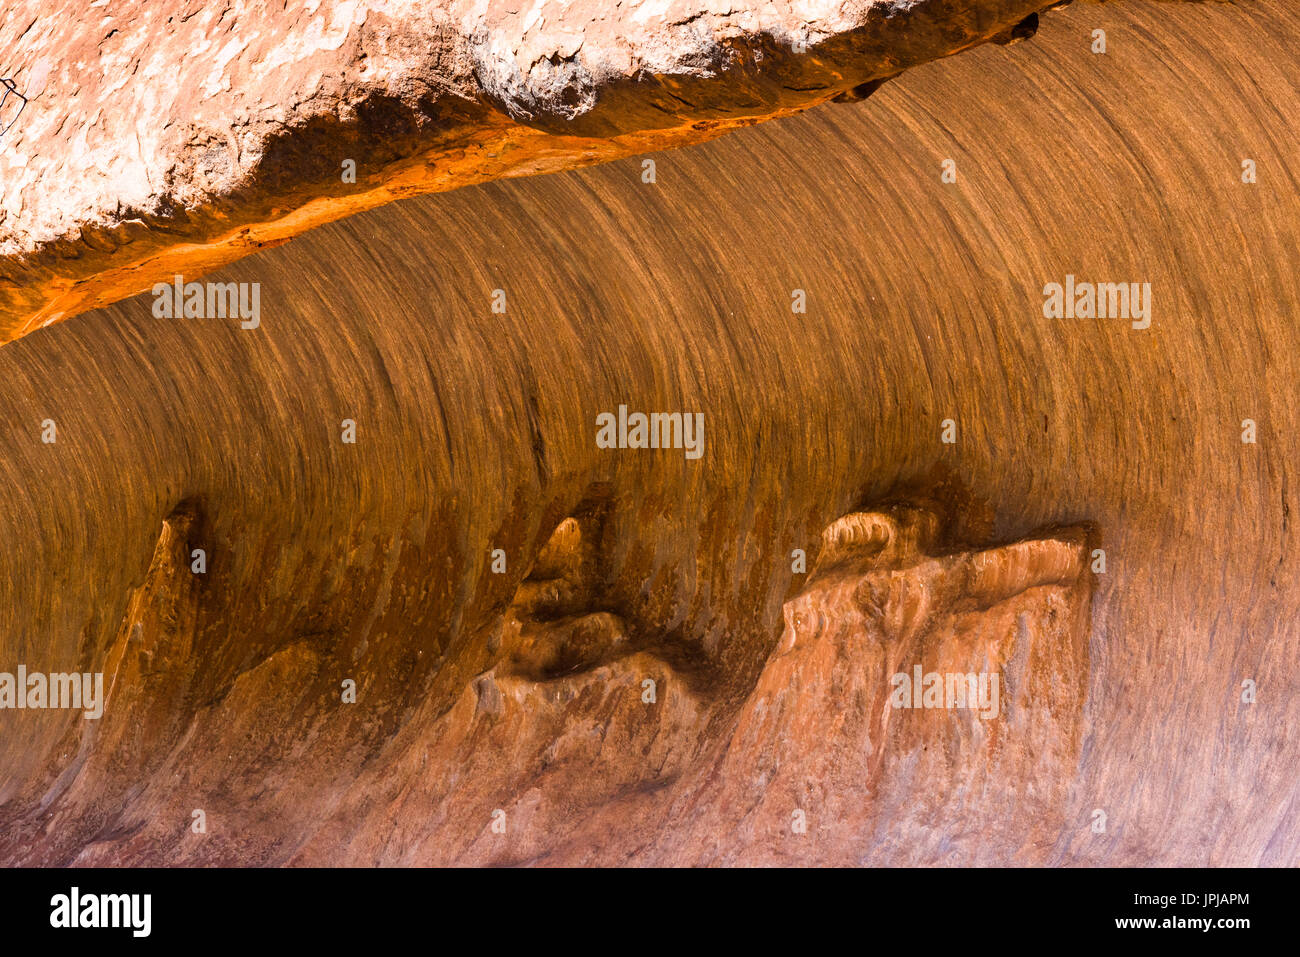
[0, 0, 1295, 865]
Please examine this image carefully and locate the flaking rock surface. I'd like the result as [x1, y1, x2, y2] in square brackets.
[1, 0, 1055, 338]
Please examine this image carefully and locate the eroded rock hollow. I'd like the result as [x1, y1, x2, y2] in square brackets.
[0, 0, 1295, 866]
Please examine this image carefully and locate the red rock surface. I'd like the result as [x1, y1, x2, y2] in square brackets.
[0, 0, 1052, 339]
[0, 0, 1295, 867]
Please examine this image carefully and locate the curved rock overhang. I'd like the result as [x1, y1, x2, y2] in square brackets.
[0, 0, 1292, 867]
[2, 0, 1122, 341]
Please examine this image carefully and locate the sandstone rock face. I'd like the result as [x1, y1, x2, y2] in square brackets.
[0, 0, 1296, 868]
[0, 0, 1053, 339]
[0, 500, 1090, 866]
[698, 510, 1091, 865]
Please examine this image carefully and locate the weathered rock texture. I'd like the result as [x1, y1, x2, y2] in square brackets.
[0, 0, 1295, 866]
[0, 0, 1059, 340]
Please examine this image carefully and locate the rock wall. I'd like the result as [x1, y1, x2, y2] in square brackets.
[0, 0, 1055, 339]
[0, 0, 1294, 866]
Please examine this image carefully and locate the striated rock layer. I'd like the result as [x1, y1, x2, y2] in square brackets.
[2, 0, 1061, 340]
[0, 0, 1296, 866]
